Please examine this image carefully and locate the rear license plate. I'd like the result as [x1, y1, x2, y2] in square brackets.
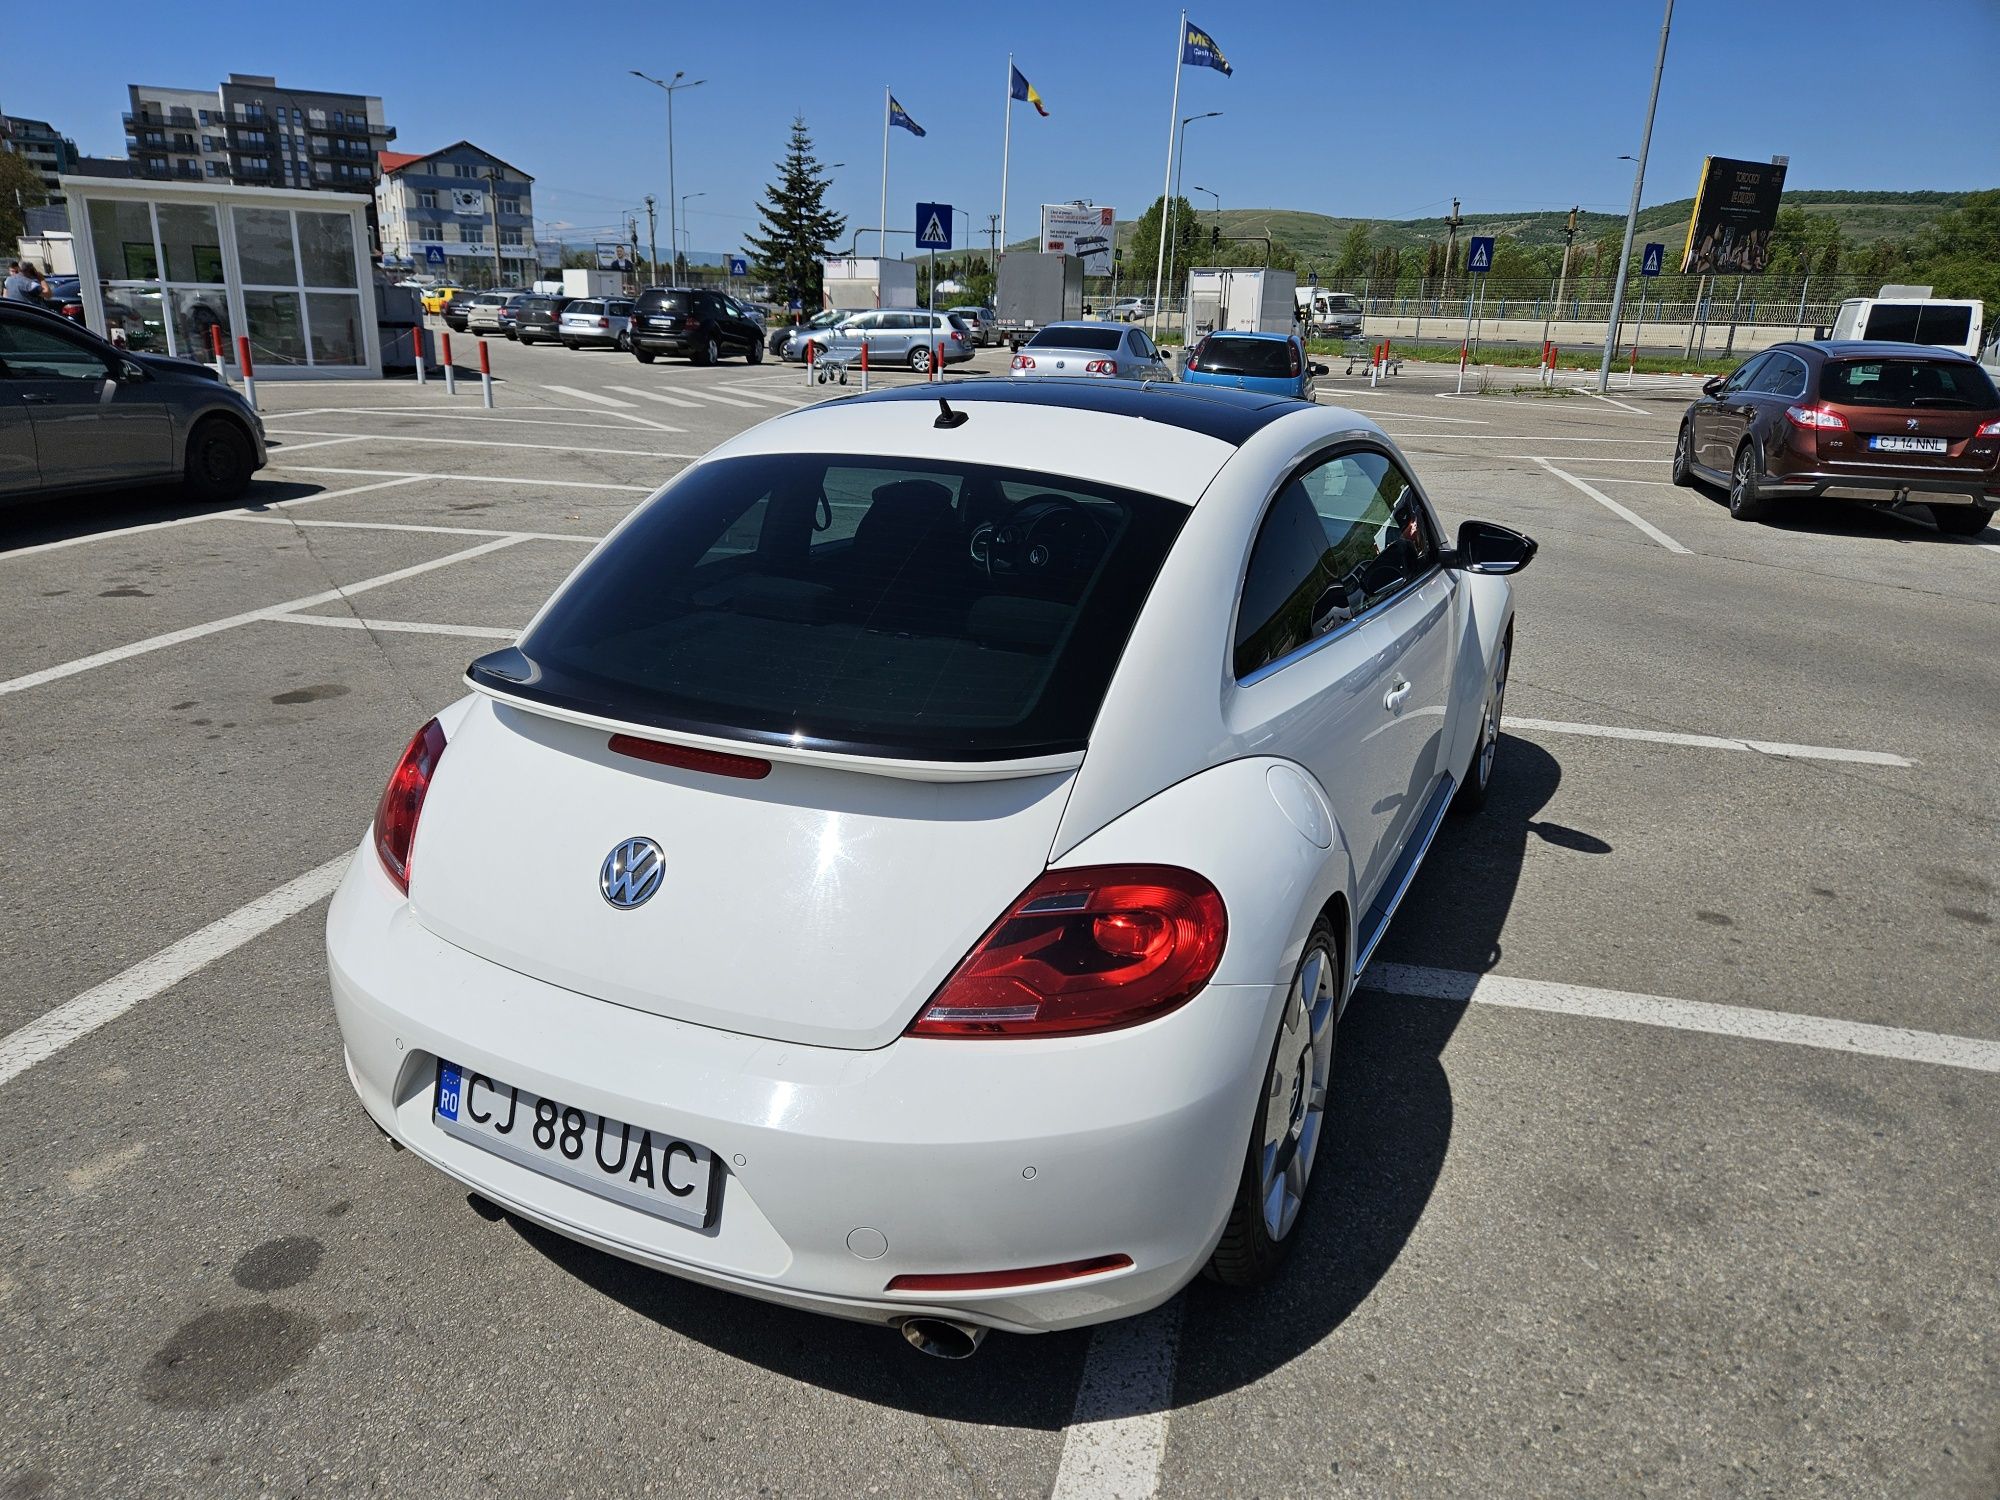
[432, 1061, 716, 1228]
[1869, 435, 1948, 454]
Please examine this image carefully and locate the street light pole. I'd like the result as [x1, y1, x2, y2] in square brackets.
[1166, 110, 1220, 321]
[680, 191, 706, 272]
[1598, 0, 1673, 393]
[630, 70, 706, 283]
[643, 195, 658, 285]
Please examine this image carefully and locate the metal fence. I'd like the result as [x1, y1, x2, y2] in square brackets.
[1314, 272, 1881, 335]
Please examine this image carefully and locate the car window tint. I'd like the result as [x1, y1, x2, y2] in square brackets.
[1027, 326, 1122, 351]
[1235, 449, 1438, 679]
[1721, 353, 1769, 393]
[1822, 358, 1998, 409]
[1748, 353, 1805, 398]
[1199, 337, 1294, 378]
[0, 321, 110, 381]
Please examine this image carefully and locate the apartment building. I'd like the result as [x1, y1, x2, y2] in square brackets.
[1, 113, 82, 202]
[374, 142, 536, 287]
[124, 74, 393, 192]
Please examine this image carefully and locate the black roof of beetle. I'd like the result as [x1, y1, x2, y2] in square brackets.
[841, 378, 1307, 446]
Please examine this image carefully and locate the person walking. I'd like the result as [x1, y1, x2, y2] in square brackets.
[2, 261, 40, 301]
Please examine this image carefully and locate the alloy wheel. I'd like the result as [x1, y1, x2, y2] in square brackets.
[1256, 941, 1337, 1241]
[1478, 640, 1510, 789]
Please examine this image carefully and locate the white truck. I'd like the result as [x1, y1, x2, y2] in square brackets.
[1295, 286, 1364, 338]
[1185, 267, 1298, 342]
[1829, 286, 1985, 358]
[821, 257, 919, 312]
[995, 253, 1086, 348]
[561, 268, 627, 299]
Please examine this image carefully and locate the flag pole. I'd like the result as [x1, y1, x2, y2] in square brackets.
[1150, 10, 1185, 342]
[999, 53, 1014, 272]
[878, 86, 891, 265]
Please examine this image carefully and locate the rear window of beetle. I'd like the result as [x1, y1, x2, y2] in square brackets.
[484, 454, 1190, 759]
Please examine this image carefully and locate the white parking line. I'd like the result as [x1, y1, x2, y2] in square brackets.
[606, 384, 704, 410]
[263, 428, 695, 460]
[720, 385, 810, 408]
[0, 536, 524, 696]
[537, 385, 633, 409]
[268, 465, 654, 493]
[631, 383, 764, 411]
[1573, 388, 1653, 416]
[1504, 717, 1912, 767]
[1535, 458, 1691, 554]
[1362, 963, 2000, 1074]
[0, 477, 424, 560]
[269, 435, 370, 453]
[275, 613, 518, 640]
[1412, 434, 1674, 444]
[0, 854, 351, 1089]
[295, 407, 693, 433]
[231, 516, 601, 543]
[1050, 1302, 1182, 1500]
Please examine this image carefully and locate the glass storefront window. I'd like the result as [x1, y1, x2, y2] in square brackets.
[169, 288, 231, 363]
[88, 199, 158, 281]
[102, 285, 167, 352]
[233, 207, 298, 284]
[304, 293, 364, 366]
[244, 290, 308, 366]
[298, 212, 357, 287]
[156, 203, 224, 285]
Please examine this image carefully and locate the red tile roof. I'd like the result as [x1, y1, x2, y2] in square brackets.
[378, 150, 424, 173]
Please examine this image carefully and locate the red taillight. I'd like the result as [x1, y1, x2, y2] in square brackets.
[951, 330, 965, 344]
[1084, 359, 1117, 375]
[1289, 344, 1302, 377]
[1785, 403, 1849, 432]
[1976, 418, 2000, 438]
[597, 317, 609, 328]
[909, 864, 1227, 1039]
[886, 1255, 1133, 1294]
[683, 315, 698, 330]
[608, 733, 770, 780]
[1011, 354, 1035, 371]
[373, 718, 447, 893]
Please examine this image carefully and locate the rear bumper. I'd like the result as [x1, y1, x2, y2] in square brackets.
[324, 846, 1274, 1334]
[1761, 467, 1998, 505]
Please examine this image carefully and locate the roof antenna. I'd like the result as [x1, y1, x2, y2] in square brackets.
[934, 397, 968, 429]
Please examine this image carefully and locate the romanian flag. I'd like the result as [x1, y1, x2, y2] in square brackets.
[1010, 65, 1049, 117]
[888, 96, 926, 137]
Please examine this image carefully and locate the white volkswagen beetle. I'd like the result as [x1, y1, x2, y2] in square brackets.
[326, 380, 1533, 1356]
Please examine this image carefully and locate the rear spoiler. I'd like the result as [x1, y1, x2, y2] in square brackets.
[464, 674, 1084, 785]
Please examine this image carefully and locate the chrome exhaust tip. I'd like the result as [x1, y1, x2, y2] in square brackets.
[899, 1317, 988, 1359]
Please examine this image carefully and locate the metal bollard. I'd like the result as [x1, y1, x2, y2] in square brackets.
[414, 324, 427, 386]
[859, 340, 869, 393]
[209, 323, 226, 382]
[237, 335, 257, 410]
[1456, 340, 1467, 395]
[477, 338, 494, 409]
[936, 342, 946, 381]
[443, 332, 456, 396]
[804, 339, 815, 389]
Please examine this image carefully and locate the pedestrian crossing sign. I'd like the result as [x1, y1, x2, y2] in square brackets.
[916, 202, 952, 250]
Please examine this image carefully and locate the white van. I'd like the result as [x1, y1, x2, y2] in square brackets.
[1830, 289, 1984, 358]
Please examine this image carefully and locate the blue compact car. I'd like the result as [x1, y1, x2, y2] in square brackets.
[1179, 330, 1325, 401]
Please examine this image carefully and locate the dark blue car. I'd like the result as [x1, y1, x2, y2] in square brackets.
[1180, 330, 1324, 401]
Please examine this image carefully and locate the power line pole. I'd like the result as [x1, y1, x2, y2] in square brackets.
[1599, 0, 1673, 393]
[1442, 196, 1463, 302]
[1555, 204, 1578, 316]
[986, 213, 999, 270]
[644, 195, 658, 285]
[485, 168, 504, 288]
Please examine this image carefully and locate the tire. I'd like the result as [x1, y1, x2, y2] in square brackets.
[617, 331, 630, 352]
[748, 340, 764, 365]
[633, 347, 656, 365]
[182, 417, 255, 503]
[1931, 503, 1994, 537]
[698, 336, 720, 366]
[1671, 422, 1695, 487]
[1207, 918, 1342, 1287]
[1728, 441, 1771, 522]
[1452, 631, 1510, 816]
[561, 339, 578, 351]
[909, 345, 932, 374]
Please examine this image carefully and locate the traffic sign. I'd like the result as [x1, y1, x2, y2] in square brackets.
[729, 257, 748, 277]
[1308, 271, 1318, 286]
[1466, 236, 1495, 275]
[424, 245, 446, 266]
[915, 202, 952, 250]
[1640, 242, 1665, 277]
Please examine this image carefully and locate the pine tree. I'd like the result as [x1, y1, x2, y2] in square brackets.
[743, 118, 847, 312]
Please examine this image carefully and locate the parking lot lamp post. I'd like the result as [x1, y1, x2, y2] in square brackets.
[1597, 0, 1673, 393]
[1166, 111, 1220, 320]
[680, 192, 706, 272]
[631, 70, 706, 283]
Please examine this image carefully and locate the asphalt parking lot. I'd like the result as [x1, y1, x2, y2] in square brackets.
[3, 332, 1996, 1499]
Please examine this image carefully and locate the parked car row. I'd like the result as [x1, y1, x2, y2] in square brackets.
[440, 287, 773, 366]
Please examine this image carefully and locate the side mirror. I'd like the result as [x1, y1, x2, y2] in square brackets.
[1450, 519, 1537, 576]
[1309, 362, 1329, 376]
[116, 359, 147, 383]
[1701, 376, 1724, 397]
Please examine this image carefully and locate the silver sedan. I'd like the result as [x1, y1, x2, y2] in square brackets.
[1007, 321, 1174, 381]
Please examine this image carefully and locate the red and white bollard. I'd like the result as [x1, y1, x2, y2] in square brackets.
[477, 337, 494, 409]
[804, 339, 816, 389]
[933, 341, 946, 382]
[859, 340, 870, 393]
[1456, 340, 1468, 395]
[237, 334, 257, 410]
[413, 324, 427, 387]
[209, 323, 226, 382]
[442, 331, 456, 396]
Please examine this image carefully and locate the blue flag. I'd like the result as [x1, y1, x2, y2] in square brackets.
[888, 96, 926, 137]
[1182, 20, 1232, 76]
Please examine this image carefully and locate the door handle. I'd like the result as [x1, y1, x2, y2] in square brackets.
[1384, 679, 1412, 712]
[21, 394, 53, 404]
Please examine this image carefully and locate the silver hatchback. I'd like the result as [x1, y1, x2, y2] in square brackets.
[558, 299, 634, 351]
[820, 310, 975, 373]
[1008, 321, 1173, 381]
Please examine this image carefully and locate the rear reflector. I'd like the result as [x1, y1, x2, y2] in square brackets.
[609, 733, 771, 780]
[885, 1254, 1132, 1294]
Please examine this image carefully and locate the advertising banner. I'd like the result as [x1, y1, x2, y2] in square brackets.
[1041, 204, 1117, 277]
[595, 242, 635, 273]
[449, 188, 487, 217]
[1680, 157, 1788, 275]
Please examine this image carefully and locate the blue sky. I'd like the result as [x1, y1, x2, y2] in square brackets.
[8, 0, 1996, 256]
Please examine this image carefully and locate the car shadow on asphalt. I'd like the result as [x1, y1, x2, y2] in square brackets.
[0, 478, 324, 554]
[499, 734, 1565, 1422]
[1686, 488, 1983, 544]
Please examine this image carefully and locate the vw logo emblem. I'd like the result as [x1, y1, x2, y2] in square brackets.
[599, 836, 665, 910]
